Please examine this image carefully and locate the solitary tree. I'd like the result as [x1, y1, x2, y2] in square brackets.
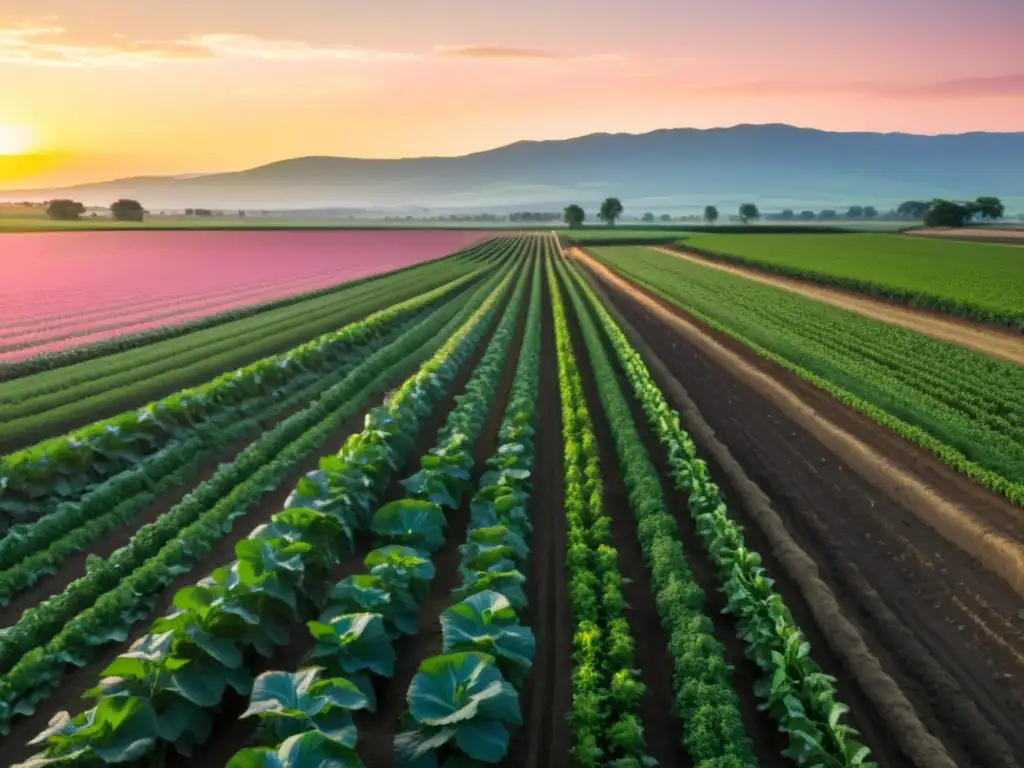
[641, 212, 655, 223]
[896, 200, 930, 219]
[703, 205, 719, 226]
[974, 196, 1005, 221]
[863, 206, 878, 218]
[924, 199, 971, 227]
[562, 204, 585, 229]
[659, 213, 672, 222]
[598, 197, 624, 227]
[819, 209, 837, 220]
[846, 206, 864, 218]
[111, 199, 145, 222]
[800, 210, 816, 220]
[780, 209, 794, 220]
[739, 203, 760, 224]
[46, 199, 86, 221]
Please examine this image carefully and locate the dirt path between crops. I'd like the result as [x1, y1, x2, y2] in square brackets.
[504, 261, 573, 768]
[573, 249, 1024, 768]
[908, 227, 1024, 246]
[648, 245, 1024, 366]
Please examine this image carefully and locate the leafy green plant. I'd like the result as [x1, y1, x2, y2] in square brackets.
[441, 591, 535, 687]
[394, 652, 522, 766]
[306, 613, 397, 680]
[227, 731, 365, 768]
[240, 667, 373, 745]
[370, 499, 447, 552]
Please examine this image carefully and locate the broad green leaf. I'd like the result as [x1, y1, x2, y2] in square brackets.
[371, 500, 447, 552]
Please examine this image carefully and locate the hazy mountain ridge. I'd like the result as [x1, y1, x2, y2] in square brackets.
[5, 124, 1024, 213]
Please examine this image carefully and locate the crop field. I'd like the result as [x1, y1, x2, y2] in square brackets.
[1, 231, 1022, 768]
[676, 232, 1024, 327]
[0, 230, 486, 362]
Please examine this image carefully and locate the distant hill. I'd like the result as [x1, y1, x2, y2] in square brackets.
[5, 124, 1024, 214]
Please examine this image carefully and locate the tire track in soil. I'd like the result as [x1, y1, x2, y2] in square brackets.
[581, 260, 1022, 768]
[3, 291, 499, 765]
[568, 269, 791, 768]
[561, 271, 691, 768]
[353, 283, 527, 768]
[503, 260, 572, 768]
[168, 276, 520, 768]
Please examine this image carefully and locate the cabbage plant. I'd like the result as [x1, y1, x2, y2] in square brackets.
[370, 499, 447, 553]
[240, 667, 374, 745]
[440, 591, 535, 687]
[227, 731, 364, 768]
[394, 652, 521, 766]
[306, 612, 396, 679]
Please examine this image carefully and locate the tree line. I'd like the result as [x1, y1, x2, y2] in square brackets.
[562, 197, 1007, 228]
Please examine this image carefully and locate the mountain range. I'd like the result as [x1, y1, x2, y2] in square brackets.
[5, 124, 1024, 214]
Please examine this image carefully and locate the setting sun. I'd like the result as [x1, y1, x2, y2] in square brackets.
[0, 124, 33, 156]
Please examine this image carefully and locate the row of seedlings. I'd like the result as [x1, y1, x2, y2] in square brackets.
[393, 253, 544, 765]
[548, 257, 651, 766]
[221, 255, 534, 765]
[8, 262, 521, 765]
[565, 258, 878, 767]
[556, 257, 757, 766]
[0, 236, 514, 529]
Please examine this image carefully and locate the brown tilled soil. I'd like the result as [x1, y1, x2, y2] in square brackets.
[502, 263, 572, 768]
[575, 252, 1024, 768]
[353, 282, 528, 768]
[650, 245, 1024, 365]
[3, 293, 506, 765]
[908, 227, 1024, 245]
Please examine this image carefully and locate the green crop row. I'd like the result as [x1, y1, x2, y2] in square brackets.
[549, 256, 651, 766]
[566, 258, 877, 767]
[678, 233, 1024, 329]
[591, 246, 1024, 505]
[392, 249, 545, 766]
[0, 239, 515, 530]
[11, 254, 523, 766]
[555, 255, 757, 767]
[0, 263, 515, 736]
[0, 240, 495, 384]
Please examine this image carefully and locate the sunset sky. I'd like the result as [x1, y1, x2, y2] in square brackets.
[0, 0, 1022, 188]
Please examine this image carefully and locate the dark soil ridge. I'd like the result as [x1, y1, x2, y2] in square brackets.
[171, 270, 521, 768]
[564, 267, 791, 767]
[503, 258, 572, 768]
[559, 274, 693, 768]
[579, 261, 1021, 768]
[3, 285, 508, 764]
